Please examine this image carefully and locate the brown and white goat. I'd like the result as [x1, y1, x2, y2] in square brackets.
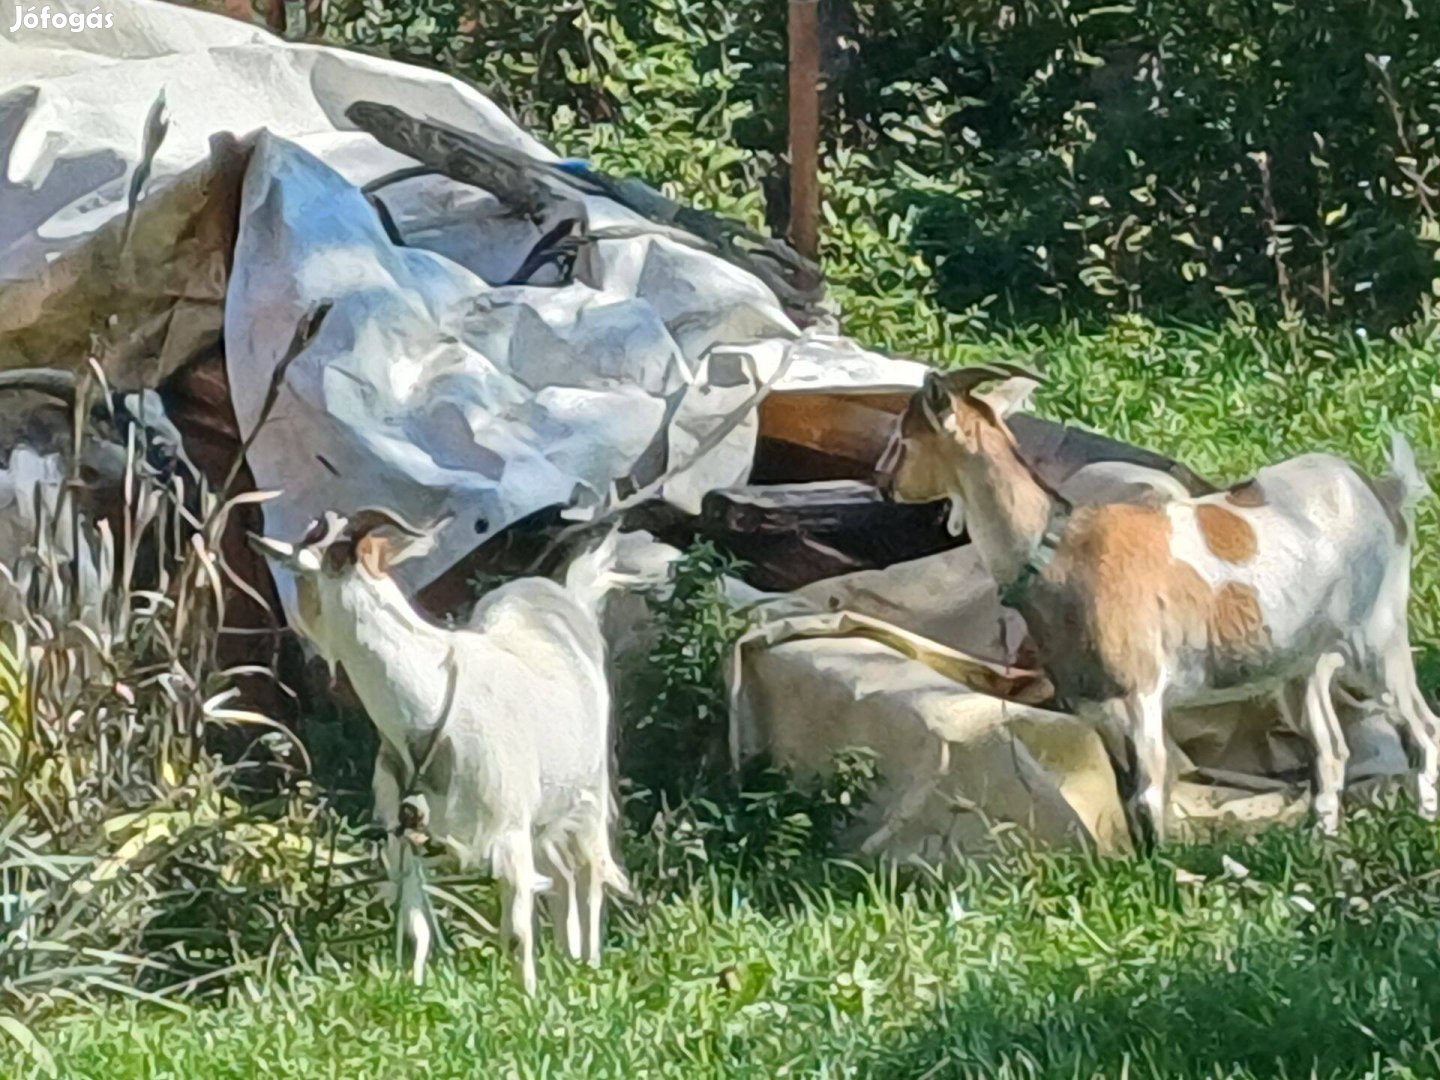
[249, 510, 629, 990]
[878, 366, 1439, 842]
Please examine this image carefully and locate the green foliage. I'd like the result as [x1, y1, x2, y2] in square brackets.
[324, 0, 1440, 329]
[0, 429, 380, 1022]
[618, 542, 878, 898]
[623, 541, 751, 792]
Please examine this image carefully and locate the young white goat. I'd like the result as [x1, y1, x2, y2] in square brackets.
[878, 366, 1439, 843]
[249, 510, 629, 991]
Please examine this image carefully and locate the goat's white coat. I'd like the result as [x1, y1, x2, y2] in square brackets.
[1161, 456, 1392, 697]
[260, 520, 627, 990]
[1059, 460, 1193, 507]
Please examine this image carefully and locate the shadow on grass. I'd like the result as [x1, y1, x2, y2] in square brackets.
[858, 857, 1440, 1078]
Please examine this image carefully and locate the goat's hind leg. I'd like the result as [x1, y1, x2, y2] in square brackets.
[577, 792, 630, 968]
[537, 839, 582, 962]
[1382, 641, 1440, 820]
[577, 817, 609, 968]
[1291, 654, 1348, 835]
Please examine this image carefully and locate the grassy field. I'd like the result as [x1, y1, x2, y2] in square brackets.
[24, 321, 1440, 1078]
[36, 803, 1440, 1079]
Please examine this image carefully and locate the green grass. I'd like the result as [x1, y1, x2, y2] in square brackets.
[875, 317, 1440, 687]
[32, 800, 1440, 1079]
[27, 321, 1440, 1078]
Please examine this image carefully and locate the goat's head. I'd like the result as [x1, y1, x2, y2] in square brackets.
[875, 364, 1042, 534]
[247, 508, 449, 654]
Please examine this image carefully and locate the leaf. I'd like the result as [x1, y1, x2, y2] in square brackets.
[121, 90, 170, 250]
[0, 1016, 57, 1078]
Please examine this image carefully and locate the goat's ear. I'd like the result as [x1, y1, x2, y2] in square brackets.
[358, 513, 453, 569]
[974, 375, 1040, 419]
[919, 371, 950, 429]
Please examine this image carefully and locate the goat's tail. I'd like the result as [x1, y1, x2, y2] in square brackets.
[1387, 431, 1430, 508]
[1373, 431, 1431, 538]
[596, 785, 634, 902]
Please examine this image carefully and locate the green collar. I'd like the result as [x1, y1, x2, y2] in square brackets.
[997, 502, 1071, 609]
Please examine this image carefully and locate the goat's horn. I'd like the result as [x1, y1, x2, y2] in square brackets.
[346, 506, 434, 539]
[989, 361, 1045, 384]
[0, 369, 81, 401]
[943, 363, 1044, 398]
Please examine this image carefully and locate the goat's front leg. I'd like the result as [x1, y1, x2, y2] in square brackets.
[372, 750, 430, 981]
[1118, 684, 1169, 848]
[396, 840, 432, 985]
[372, 751, 404, 906]
[493, 828, 543, 995]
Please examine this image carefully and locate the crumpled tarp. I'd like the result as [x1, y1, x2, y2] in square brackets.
[0, 0, 917, 616]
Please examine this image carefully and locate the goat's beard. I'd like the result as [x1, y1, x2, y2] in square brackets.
[946, 495, 966, 537]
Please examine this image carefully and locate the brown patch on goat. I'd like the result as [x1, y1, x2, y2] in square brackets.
[1039, 504, 1178, 695]
[1163, 560, 1214, 654]
[1209, 581, 1270, 658]
[355, 533, 394, 578]
[1027, 503, 1279, 704]
[1225, 479, 1267, 508]
[1195, 504, 1258, 564]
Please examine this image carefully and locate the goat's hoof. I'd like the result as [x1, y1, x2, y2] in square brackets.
[399, 794, 430, 832]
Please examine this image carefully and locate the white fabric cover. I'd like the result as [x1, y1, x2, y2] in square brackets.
[0, 0, 921, 614]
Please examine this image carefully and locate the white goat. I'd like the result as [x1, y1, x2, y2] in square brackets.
[879, 366, 1439, 843]
[249, 510, 629, 991]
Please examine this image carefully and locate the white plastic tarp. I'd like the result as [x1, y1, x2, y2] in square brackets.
[0, 0, 921, 616]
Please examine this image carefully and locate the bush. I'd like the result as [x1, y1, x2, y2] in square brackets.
[324, 0, 1440, 329]
[0, 406, 379, 1033]
[617, 543, 878, 901]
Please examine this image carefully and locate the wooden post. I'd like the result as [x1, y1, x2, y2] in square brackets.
[787, 0, 820, 261]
